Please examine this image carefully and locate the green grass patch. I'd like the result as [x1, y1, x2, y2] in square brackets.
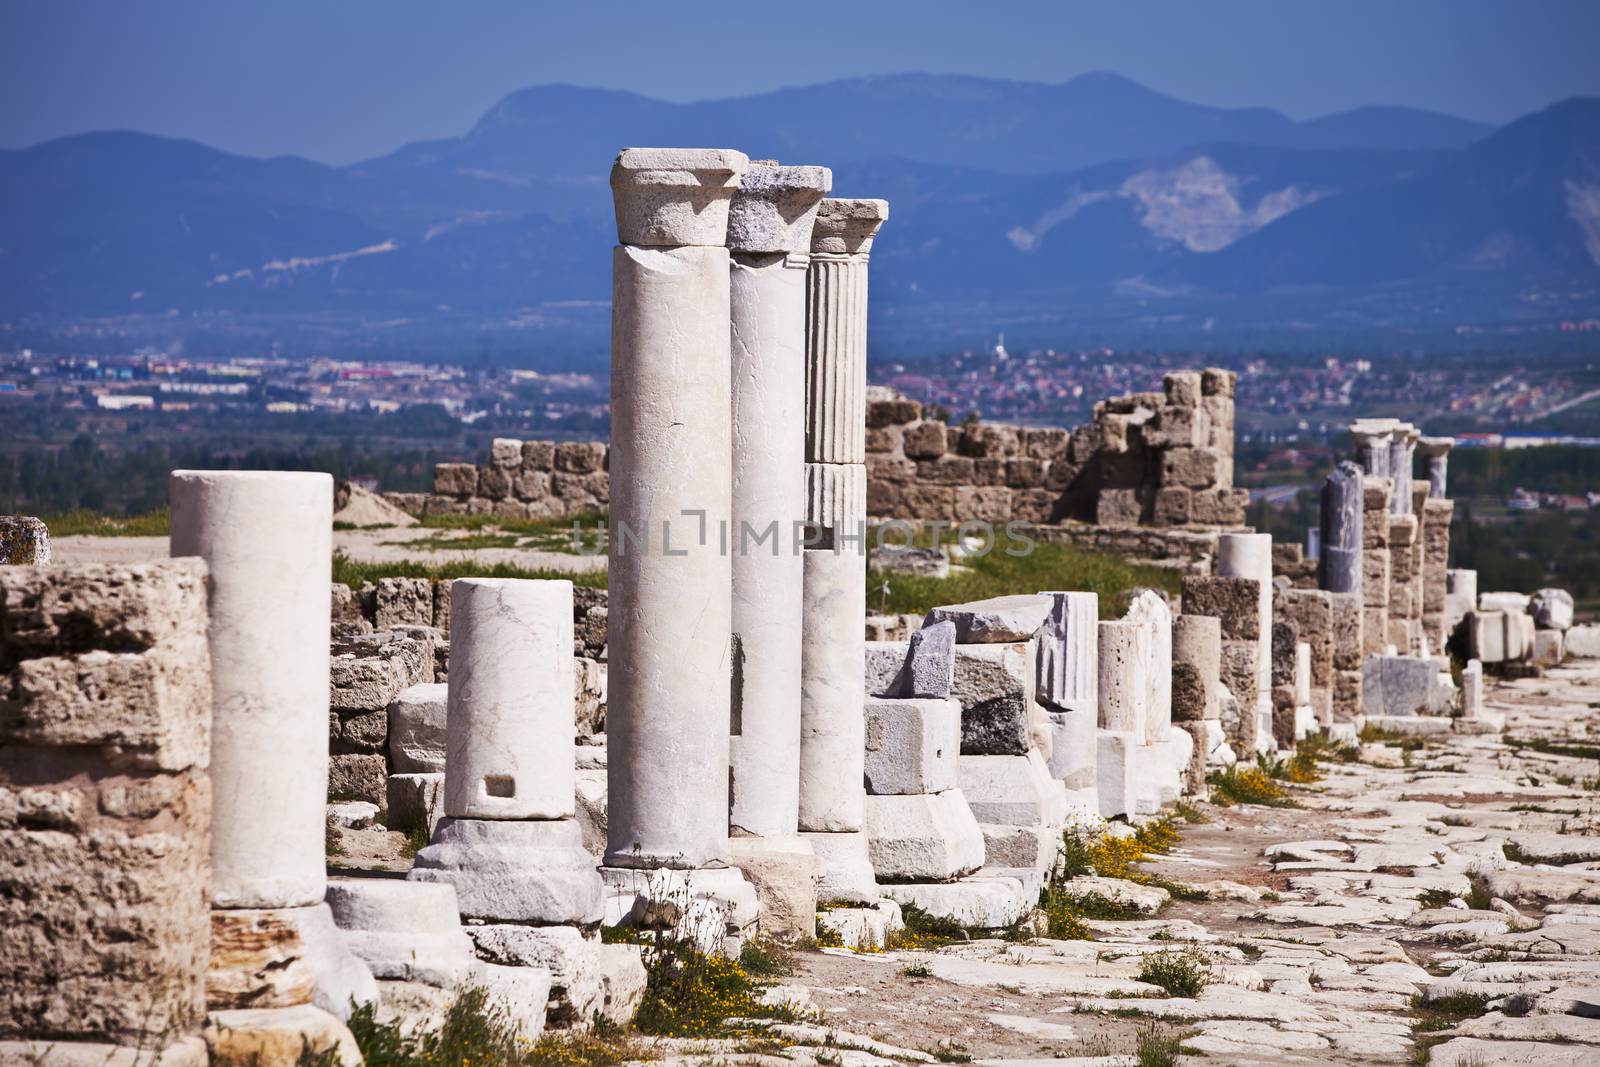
[1505, 735, 1600, 762]
[42, 508, 171, 537]
[867, 539, 1180, 618]
[1417, 888, 1457, 910]
[1359, 724, 1427, 751]
[413, 510, 608, 554]
[1136, 948, 1214, 998]
[737, 938, 795, 978]
[1410, 991, 1492, 1034]
[331, 551, 607, 591]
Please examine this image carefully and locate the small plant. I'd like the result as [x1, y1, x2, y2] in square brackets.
[929, 1041, 972, 1063]
[1037, 884, 1097, 940]
[1207, 765, 1298, 807]
[901, 961, 933, 978]
[634, 938, 772, 1037]
[1464, 872, 1496, 911]
[1171, 800, 1210, 824]
[738, 938, 794, 978]
[1136, 948, 1214, 998]
[1417, 887, 1457, 910]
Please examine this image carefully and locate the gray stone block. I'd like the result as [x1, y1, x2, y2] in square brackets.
[864, 697, 960, 795]
[926, 594, 1052, 644]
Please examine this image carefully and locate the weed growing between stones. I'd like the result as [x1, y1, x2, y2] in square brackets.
[737, 938, 795, 978]
[325, 812, 345, 858]
[1464, 871, 1496, 911]
[901, 961, 934, 977]
[1417, 887, 1457, 909]
[1170, 800, 1210, 824]
[1073, 1024, 1187, 1066]
[1207, 765, 1298, 807]
[887, 902, 974, 947]
[336, 985, 637, 1067]
[1135, 948, 1215, 998]
[633, 937, 807, 1038]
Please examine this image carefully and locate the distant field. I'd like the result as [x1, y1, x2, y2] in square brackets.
[42, 508, 171, 537]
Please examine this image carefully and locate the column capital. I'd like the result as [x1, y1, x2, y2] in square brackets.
[1417, 435, 1453, 458]
[811, 197, 890, 255]
[610, 147, 749, 247]
[1390, 421, 1419, 445]
[727, 161, 832, 254]
[1348, 419, 1397, 450]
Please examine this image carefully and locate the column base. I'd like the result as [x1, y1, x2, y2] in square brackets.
[207, 904, 375, 1021]
[467, 923, 646, 1029]
[408, 816, 605, 926]
[879, 871, 1033, 933]
[728, 835, 821, 943]
[203, 1004, 360, 1067]
[325, 878, 479, 988]
[864, 790, 986, 881]
[799, 829, 880, 905]
[816, 898, 903, 950]
[599, 865, 759, 956]
[284, 901, 379, 1020]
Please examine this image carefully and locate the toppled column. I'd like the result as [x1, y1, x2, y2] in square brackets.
[1216, 532, 1274, 753]
[799, 197, 889, 904]
[726, 162, 831, 939]
[170, 471, 373, 1058]
[0, 561, 212, 1065]
[1317, 461, 1364, 598]
[1418, 436, 1454, 500]
[0, 515, 50, 564]
[1096, 619, 1149, 817]
[605, 148, 746, 869]
[1037, 590, 1099, 805]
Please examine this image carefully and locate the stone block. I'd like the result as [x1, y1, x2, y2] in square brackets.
[951, 641, 1035, 755]
[1164, 370, 1203, 407]
[864, 697, 961, 795]
[1531, 588, 1575, 631]
[469, 922, 643, 1027]
[1333, 668, 1363, 722]
[864, 639, 910, 697]
[387, 772, 445, 836]
[903, 620, 956, 698]
[1152, 486, 1191, 525]
[329, 753, 387, 806]
[1042, 705, 1096, 789]
[864, 790, 986, 881]
[1270, 621, 1297, 687]
[1219, 640, 1259, 712]
[1201, 367, 1236, 397]
[916, 455, 973, 485]
[1479, 591, 1531, 614]
[554, 441, 607, 474]
[980, 824, 1060, 870]
[1036, 591, 1098, 715]
[879, 876, 1031, 931]
[1362, 655, 1455, 717]
[926, 594, 1051, 644]
[1180, 575, 1260, 640]
[330, 632, 430, 712]
[410, 817, 604, 926]
[519, 440, 555, 470]
[1096, 488, 1142, 526]
[433, 463, 478, 497]
[0, 516, 50, 564]
[375, 577, 433, 630]
[1190, 487, 1248, 525]
[1160, 446, 1223, 488]
[902, 419, 948, 460]
[958, 750, 1063, 828]
[727, 836, 821, 944]
[957, 423, 1021, 459]
[866, 393, 921, 429]
[1329, 593, 1362, 669]
[1568, 624, 1600, 659]
[1005, 457, 1048, 488]
[1172, 614, 1220, 722]
[1096, 730, 1136, 818]
[1532, 629, 1564, 667]
[387, 683, 447, 774]
[1469, 611, 1506, 663]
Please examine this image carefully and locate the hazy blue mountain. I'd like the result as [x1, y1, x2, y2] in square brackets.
[2, 73, 1595, 349]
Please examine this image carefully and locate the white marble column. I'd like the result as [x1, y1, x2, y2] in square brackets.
[728, 162, 831, 840]
[606, 148, 748, 870]
[1418, 436, 1454, 500]
[1388, 423, 1419, 515]
[798, 197, 887, 903]
[1216, 532, 1274, 753]
[1123, 591, 1172, 745]
[1349, 419, 1397, 481]
[411, 579, 602, 927]
[170, 470, 377, 1027]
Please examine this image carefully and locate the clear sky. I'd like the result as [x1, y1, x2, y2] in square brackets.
[5, 0, 1598, 165]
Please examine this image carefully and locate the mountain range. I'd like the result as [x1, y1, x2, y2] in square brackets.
[1, 72, 1596, 358]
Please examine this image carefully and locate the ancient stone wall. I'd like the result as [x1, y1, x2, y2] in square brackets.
[0, 560, 212, 1062]
[391, 368, 1246, 538]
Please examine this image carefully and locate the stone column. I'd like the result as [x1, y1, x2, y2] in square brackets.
[1388, 424, 1419, 515]
[725, 161, 831, 938]
[1096, 620, 1149, 817]
[798, 197, 888, 903]
[1318, 460, 1364, 598]
[1037, 591, 1099, 795]
[1123, 591, 1172, 745]
[170, 470, 374, 1050]
[605, 148, 747, 871]
[1418, 436, 1454, 500]
[1361, 477, 1394, 656]
[1216, 532, 1274, 753]
[1349, 419, 1397, 480]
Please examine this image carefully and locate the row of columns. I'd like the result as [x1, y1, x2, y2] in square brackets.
[605, 148, 889, 920]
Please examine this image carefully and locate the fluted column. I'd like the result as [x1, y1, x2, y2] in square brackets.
[1388, 423, 1419, 515]
[798, 197, 888, 903]
[606, 148, 748, 870]
[1418, 436, 1454, 499]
